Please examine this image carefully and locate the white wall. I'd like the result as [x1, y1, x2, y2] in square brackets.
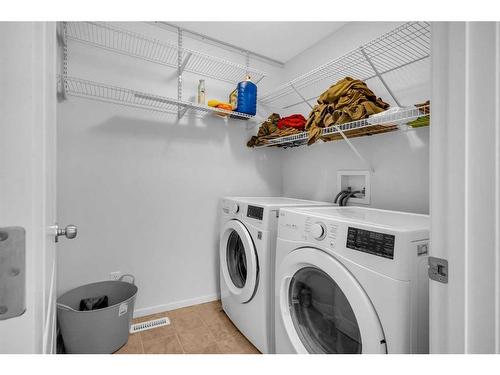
[56, 23, 284, 316]
[57, 22, 431, 319]
[280, 128, 429, 213]
[279, 22, 430, 214]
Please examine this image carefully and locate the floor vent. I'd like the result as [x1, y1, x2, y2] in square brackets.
[130, 317, 170, 334]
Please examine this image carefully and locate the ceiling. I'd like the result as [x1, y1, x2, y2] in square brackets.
[169, 22, 346, 64]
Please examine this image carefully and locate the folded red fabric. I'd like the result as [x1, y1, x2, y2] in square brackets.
[277, 114, 307, 130]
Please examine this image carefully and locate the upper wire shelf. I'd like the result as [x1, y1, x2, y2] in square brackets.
[254, 105, 430, 149]
[63, 22, 267, 85]
[62, 76, 262, 121]
[259, 21, 430, 107]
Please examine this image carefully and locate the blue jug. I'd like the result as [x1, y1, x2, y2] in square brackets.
[236, 77, 257, 116]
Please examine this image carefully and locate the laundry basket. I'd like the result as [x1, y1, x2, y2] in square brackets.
[57, 274, 138, 354]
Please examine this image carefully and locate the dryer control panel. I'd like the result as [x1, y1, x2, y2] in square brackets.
[346, 227, 395, 259]
[221, 199, 272, 229]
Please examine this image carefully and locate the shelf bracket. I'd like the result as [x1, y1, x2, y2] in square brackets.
[179, 52, 192, 75]
[360, 47, 401, 108]
[177, 106, 189, 120]
[290, 84, 314, 110]
[333, 125, 375, 173]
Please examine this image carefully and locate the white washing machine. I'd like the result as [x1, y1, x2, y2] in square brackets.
[219, 197, 332, 354]
[275, 206, 430, 354]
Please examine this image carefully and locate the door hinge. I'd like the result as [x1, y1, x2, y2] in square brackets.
[428, 256, 448, 284]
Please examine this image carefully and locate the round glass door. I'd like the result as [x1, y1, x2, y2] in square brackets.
[276, 247, 386, 354]
[226, 230, 247, 288]
[220, 220, 258, 303]
[288, 267, 361, 354]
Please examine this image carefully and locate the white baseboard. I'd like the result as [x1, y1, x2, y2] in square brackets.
[133, 293, 220, 318]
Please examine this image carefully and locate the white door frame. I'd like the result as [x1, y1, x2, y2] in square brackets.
[36, 22, 58, 354]
[430, 22, 500, 353]
[0, 22, 57, 354]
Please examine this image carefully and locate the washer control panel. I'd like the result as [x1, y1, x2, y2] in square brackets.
[247, 205, 264, 220]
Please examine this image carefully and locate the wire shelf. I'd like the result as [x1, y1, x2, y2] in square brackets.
[62, 76, 261, 120]
[259, 21, 430, 107]
[64, 22, 266, 85]
[254, 105, 430, 148]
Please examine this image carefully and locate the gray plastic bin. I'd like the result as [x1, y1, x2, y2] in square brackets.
[57, 274, 138, 354]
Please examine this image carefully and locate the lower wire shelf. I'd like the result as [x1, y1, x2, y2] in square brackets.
[61, 76, 262, 121]
[253, 105, 430, 149]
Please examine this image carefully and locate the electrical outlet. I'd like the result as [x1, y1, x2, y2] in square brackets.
[109, 271, 122, 281]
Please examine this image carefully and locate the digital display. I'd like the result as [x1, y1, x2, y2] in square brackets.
[247, 205, 264, 220]
[346, 227, 395, 259]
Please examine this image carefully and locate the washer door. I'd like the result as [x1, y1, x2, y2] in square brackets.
[220, 220, 258, 303]
[277, 247, 386, 354]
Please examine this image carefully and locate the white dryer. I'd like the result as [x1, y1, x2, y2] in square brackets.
[275, 206, 430, 354]
[219, 197, 332, 354]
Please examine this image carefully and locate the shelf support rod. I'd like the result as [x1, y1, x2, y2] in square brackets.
[254, 76, 265, 84]
[245, 51, 250, 77]
[360, 47, 402, 107]
[333, 125, 375, 173]
[290, 84, 314, 110]
[60, 22, 68, 100]
[177, 28, 183, 120]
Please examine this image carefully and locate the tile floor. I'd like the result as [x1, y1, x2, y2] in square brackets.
[115, 300, 261, 354]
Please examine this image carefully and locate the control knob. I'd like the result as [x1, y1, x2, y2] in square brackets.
[229, 203, 239, 215]
[311, 223, 326, 240]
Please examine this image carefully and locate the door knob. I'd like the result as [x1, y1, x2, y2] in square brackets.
[54, 224, 77, 243]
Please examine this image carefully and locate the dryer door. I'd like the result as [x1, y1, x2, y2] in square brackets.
[277, 247, 386, 354]
[220, 220, 258, 304]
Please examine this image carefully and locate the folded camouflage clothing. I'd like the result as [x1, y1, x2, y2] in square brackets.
[247, 77, 390, 147]
[247, 113, 302, 147]
[305, 77, 390, 144]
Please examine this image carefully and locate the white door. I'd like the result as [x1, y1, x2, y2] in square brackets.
[0, 22, 58, 354]
[430, 22, 500, 353]
[219, 220, 258, 303]
[276, 248, 386, 354]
